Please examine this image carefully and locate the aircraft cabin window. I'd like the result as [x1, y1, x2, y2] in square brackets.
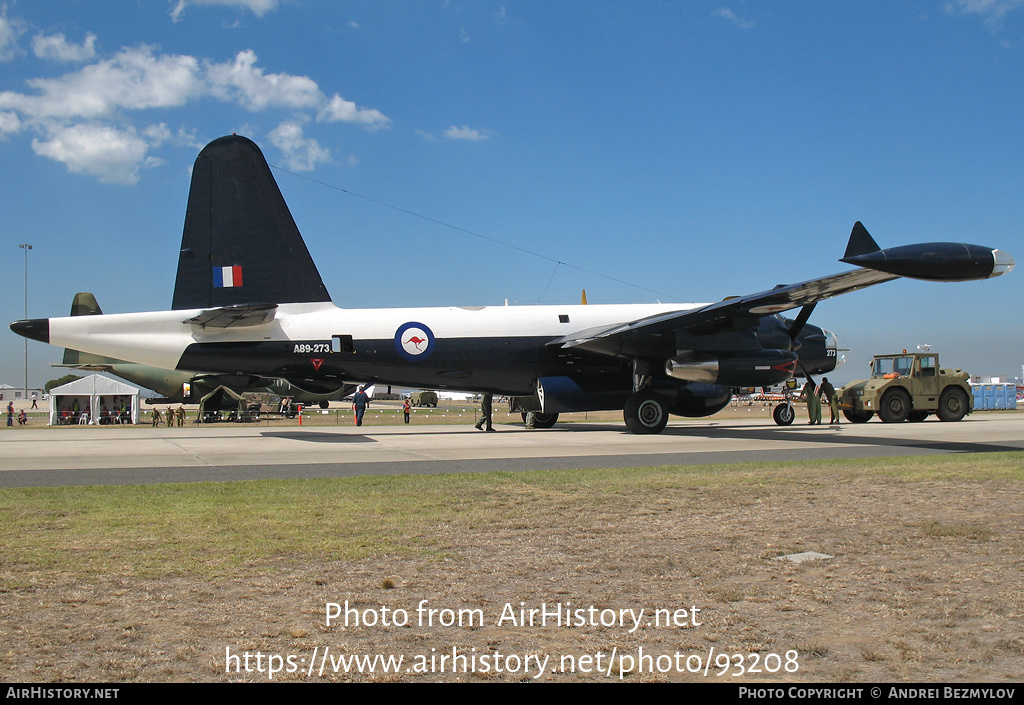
[332, 335, 355, 353]
[559, 315, 570, 323]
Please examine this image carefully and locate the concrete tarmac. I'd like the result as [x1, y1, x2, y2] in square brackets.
[2, 414, 1022, 487]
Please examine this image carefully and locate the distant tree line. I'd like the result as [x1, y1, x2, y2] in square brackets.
[44, 374, 81, 393]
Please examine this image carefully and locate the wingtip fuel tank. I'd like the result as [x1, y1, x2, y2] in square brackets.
[840, 222, 1014, 282]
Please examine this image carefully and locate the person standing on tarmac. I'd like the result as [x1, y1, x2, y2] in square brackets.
[818, 377, 840, 424]
[475, 393, 495, 432]
[352, 386, 370, 426]
[402, 397, 411, 424]
[802, 378, 821, 425]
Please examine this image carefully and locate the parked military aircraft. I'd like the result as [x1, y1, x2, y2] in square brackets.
[10, 135, 1014, 433]
[56, 293, 356, 407]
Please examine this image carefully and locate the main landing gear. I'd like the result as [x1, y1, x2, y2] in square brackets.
[624, 389, 669, 434]
[521, 412, 559, 429]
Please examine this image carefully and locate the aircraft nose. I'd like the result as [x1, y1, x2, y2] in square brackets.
[823, 328, 846, 370]
[10, 318, 50, 344]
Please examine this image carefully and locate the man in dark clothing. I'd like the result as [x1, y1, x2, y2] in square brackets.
[819, 377, 840, 424]
[802, 378, 821, 425]
[352, 386, 370, 426]
[475, 393, 495, 432]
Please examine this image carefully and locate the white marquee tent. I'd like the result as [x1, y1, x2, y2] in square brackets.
[49, 374, 140, 425]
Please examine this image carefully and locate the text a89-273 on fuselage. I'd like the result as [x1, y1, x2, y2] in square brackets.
[9, 135, 1014, 434]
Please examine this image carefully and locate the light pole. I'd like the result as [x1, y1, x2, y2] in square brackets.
[19, 243, 32, 401]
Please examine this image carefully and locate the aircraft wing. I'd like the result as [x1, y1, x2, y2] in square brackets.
[554, 222, 1012, 360]
[553, 268, 897, 358]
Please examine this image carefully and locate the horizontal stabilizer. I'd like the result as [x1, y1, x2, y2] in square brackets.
[187, 303, 278, 329]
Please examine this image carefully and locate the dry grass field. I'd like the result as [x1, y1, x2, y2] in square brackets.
[1, 451, 1022, 682]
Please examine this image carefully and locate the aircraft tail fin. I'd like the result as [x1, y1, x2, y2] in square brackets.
[844, 221, 881, 259]
[70, 291, 103, 316]
[171, 135, 332, 310]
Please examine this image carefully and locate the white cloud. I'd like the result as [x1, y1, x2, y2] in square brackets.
[318, 94, 391, 128]
[0, 109, 19, 134]
[268, 121, 330, 171]
[31, 123, 153, 184]
[1, 46, 387, 125]
[0, 44, 391, 182]
[206, 50, 321, 111]
[142, 122, 173, 145]
[714, 7, 754, 30]
[444, 125, 492, 141]
[170, 0, 279, 22]
[0, 46, 203, 121]
[174, 126, 206, 150]
[946, 0, 1024, 19]
[0, 7, 25, 61]
[32, 32, 97, 62]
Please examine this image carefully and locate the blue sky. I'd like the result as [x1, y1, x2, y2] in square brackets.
[1, 0, 1021, 390]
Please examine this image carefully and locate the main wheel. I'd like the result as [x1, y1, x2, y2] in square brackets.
[878, 388, 911, 423]
[624, 390, 669, 434]
[522, 412, 559, 428]
[843, 410, 874, 423]
[937, 387, 969, 422]
[533, 412, 559, 428]
[773, 403, 795, 426]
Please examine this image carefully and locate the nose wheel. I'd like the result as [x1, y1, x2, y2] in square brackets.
[773, 402, 795, 426]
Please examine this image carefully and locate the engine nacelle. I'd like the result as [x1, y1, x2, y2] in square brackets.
[661, 381, 732, 417]
[665, 350, 798, 387]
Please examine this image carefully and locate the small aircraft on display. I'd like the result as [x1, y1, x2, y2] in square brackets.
[11, 135, 1014, 433]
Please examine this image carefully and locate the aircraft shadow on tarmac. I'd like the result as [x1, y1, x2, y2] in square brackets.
[261, 431, 377, 444]
[653, 421, 1024, 455]
[262, 422, 1024, 455]
[442, 420, 1022, 455]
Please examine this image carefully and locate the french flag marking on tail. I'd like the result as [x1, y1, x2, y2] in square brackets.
[213, 266, 243, 288]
